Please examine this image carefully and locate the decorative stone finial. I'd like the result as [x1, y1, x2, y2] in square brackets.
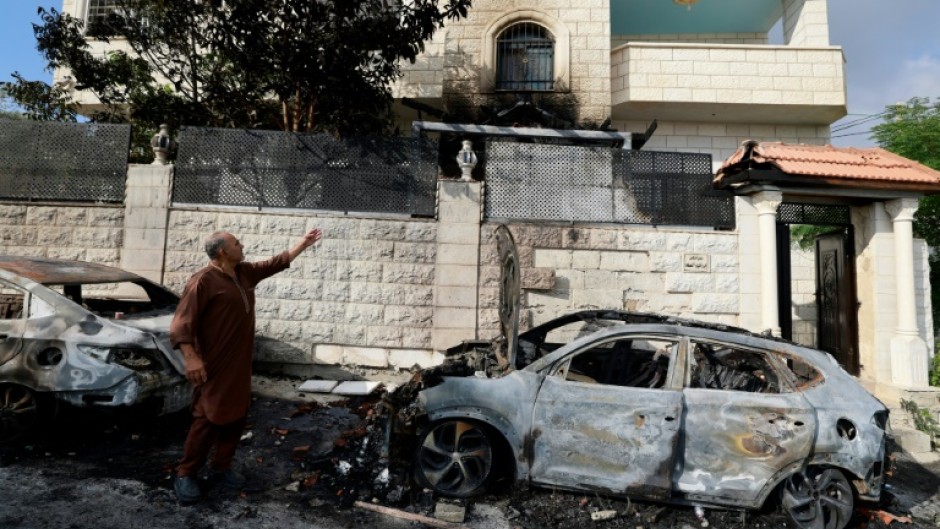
[150, 124, 176, 165]
[456, 139, 477, 181]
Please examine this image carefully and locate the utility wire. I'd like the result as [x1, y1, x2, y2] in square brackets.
[831, 111, 888, 132]
[830, 130, 876, 139]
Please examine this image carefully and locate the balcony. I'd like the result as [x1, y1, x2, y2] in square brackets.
[611, 42, 846, 125]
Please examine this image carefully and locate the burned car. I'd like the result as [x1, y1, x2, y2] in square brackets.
[389, 227, 889, 529]
[0, 256, 189, 442]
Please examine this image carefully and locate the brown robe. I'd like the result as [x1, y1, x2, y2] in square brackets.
[170, 252, 290, 424]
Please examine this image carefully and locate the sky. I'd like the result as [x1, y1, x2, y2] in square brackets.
[1, 1, 939, 147]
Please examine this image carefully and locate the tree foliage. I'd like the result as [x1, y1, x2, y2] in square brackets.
[10, 0, 470, 137]
[871, 97, 940, 248]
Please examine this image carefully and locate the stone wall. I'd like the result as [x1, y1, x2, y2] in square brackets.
[789, 246, 818, 347]
[162, 209, 439, 368]
[611, 119, 831, 168]
[476, 222, 741, 340]
[0, 203, 124, 263]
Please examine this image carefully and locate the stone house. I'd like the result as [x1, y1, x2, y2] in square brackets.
[31, 0, 940, 433]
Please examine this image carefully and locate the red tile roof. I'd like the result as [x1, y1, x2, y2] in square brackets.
[716, 141, 940, 192]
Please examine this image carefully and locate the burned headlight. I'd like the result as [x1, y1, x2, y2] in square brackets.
[77, 345, 163, 371]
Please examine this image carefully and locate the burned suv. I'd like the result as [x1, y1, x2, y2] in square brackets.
[389, 227, 890, 529]
[0, 256, 189, 442]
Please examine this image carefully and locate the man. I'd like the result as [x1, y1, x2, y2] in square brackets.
[170, 228, 321, 504]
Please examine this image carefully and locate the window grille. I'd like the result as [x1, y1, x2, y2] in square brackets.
[86, 0, 122, 31]
[496, 22, 555, 91]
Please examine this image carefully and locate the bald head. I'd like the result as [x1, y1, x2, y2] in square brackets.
[205, 231, 230, 259]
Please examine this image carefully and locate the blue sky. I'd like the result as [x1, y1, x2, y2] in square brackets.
[2, 1, 939, 147]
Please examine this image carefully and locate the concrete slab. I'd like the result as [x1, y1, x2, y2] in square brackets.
[297, 380, 339, 393]
[332, 381, 382, 395]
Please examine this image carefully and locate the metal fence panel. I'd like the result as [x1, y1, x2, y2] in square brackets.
[0, 119, 130, 203]
[484, 140, 735, 229]
[777, 203, 851, 225]
[173, 128, 438, 216]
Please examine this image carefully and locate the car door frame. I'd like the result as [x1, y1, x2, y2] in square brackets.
[527, 330, 684, 500]
[675, 333, 818, 508]
[0, 279, 27, 367]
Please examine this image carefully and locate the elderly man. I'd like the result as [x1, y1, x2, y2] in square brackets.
[170, 228, 321, 504]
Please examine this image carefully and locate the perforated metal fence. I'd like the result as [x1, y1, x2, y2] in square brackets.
[484, 141, 735, 228]
[173, 128, 438, 216]
[0, 120, 130, 203]
[777, 203, 851, 225]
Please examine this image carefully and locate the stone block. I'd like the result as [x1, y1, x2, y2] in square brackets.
[691, 293, 738, 314]
[436, 243, 479, 265]
[0, 205, 27, 223]
[87, 207, 125, 227]
[393, 242, 436, 264]
[26, 207, 57, 225]
[433, 307, 477, 328]
[388, 348, 438, 370]
[437, 223, 479, 245]
[435, 264, 478, 287]
[431, 328, 476, 351]
[892, 426, 933, 454]
[434, 503, 466, 524]
[344, 347, 388, 368]
[571, 250, 599, 269]
[404, 222, 436, 243]
[382, 263, 434, 285]
[650, 252, 682, 272]
[666, 273, 715, 293]
[435, 285, 478, 308]
[599, 251, 647, 272]
[314, 344, 345, 365]
[360, 219, 408, 241]
[402, 327, 433, 349]
[522, 268, 555, 290]
[367, 327, 404, 348]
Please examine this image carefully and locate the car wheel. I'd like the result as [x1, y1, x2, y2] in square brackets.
[780, 466, 854, 529]
[414, 419, 494, 497]
[0, 383, 43, 444]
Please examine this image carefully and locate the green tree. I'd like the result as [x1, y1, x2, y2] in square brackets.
[871, 97, 940, 246]
[871, 97, 940, 379]
[10, 0, 470, 138]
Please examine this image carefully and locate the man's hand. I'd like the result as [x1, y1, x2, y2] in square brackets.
[180, 344, 207, 387]
[288, 228, 322, 261]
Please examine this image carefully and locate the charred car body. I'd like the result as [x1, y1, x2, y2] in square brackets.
[0, 256, 189, 442]
[389, 226, 890, 529]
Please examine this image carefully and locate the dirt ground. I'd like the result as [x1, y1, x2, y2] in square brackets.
[1, 372, 938, 529]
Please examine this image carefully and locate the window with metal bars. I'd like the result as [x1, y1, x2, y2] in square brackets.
[495, 22, 555, 91]
[85, 0, 139, 35]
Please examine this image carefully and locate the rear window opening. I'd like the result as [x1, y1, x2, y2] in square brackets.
[48, 281, 178, 318]
[690, 342, 782, 393]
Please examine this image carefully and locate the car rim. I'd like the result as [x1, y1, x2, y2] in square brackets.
[417, 420, 493, 496]
[0, 384, 40, 443]
[781, 467, 854, 529]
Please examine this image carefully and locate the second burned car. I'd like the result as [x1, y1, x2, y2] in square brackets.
[388, 226, 890, 529]
[0, 256, 189, 443]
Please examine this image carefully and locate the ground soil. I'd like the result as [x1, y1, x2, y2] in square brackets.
[1, 373, 938, 529]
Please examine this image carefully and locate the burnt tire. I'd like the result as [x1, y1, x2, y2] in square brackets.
[413, 419, 494, 498]
[0, 384, 45, 444]
[780, 466, 855, 529]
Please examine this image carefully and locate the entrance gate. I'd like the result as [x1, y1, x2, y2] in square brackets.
[776, 203, 859, 375]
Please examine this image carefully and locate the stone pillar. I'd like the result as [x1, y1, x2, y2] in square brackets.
[753, 190, 783, 336]
[120, 164, 173, 284]
[431, 179, 483, 351]
[885, 198, 929, 387]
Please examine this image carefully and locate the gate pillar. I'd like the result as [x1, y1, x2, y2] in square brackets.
[884, 199, 929, 387]
[752, 190, 783, 336]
